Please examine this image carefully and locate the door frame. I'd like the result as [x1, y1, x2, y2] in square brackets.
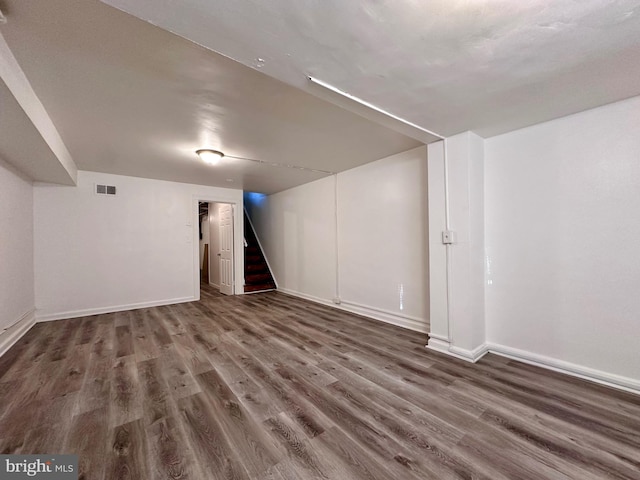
[191, 194, 244, 300]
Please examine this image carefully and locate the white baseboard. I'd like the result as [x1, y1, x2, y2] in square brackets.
[425, 337, 451, 355]
[486, 342, 640, 395]
[0, 309, 36, 357]
[36, 296, 196, 322]
[278, 288, 429, 333]
[426, 337, 640, 395]
[338, 300, 428, 333]
[425, 337, 489, 363]
[278, 288, 336, 307]
[449, 343, 490, 362]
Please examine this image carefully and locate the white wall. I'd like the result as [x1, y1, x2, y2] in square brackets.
[485, 95, 640, 384]
[337, 147, 429, 331]
[34, 171, 243, 320]
[0, 159, 34, 331]
[246, 146, 429, 332]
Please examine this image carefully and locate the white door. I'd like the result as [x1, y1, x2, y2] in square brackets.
[218, 203, 234, 295]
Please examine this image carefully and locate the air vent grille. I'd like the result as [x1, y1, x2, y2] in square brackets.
[96, 184, 117, 195]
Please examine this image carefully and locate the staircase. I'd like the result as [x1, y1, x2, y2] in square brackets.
[244, 211, 276, 293]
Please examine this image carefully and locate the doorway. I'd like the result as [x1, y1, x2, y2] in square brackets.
[207, 202, 234, 295]
[193, 196, 243, 300]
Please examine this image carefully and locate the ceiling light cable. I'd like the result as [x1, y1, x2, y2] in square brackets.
[226, 154, 335, 175]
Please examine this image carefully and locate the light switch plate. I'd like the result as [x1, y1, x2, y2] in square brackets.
[442, 230, 456, 244]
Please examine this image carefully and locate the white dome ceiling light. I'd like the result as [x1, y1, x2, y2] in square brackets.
[196, 149, 224, 165]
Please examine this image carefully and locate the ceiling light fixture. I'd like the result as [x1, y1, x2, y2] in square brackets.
[196, 149, 224, 165]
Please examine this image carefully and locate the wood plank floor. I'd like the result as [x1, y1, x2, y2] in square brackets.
[1, 285, 639, 479]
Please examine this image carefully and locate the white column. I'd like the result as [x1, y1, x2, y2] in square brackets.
[427, 141, 450, 348]
[427, 132, 487, 361]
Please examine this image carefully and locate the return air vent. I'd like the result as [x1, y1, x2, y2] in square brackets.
[95, 184, 117, 195]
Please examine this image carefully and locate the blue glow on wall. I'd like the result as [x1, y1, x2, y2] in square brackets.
[245, 192, 267, 206]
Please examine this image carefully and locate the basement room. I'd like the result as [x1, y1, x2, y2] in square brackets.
[1, 0, 639, 479]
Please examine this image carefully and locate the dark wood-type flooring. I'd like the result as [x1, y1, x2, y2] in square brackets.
[1, 285, 639, 479]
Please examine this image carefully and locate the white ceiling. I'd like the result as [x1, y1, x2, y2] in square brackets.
[100, 0, 640, 138]
[0, 0, 421, 193]
[2, 0, 640, 193]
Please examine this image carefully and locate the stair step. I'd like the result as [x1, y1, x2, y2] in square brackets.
[244, 283, 276, 293]
[245, 255, 262, 263]
[246, 263, 268, 273]
[245, 273, 273, 284]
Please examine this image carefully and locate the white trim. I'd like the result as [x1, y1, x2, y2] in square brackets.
[449, 343, 490, 362]
[278, 288, 429, 333]
[209, 281, 220, 289]
[426, 338, 640, 394]
[0, 309, 36, 357]
[427, 332, 449, 342]
[424, 337, 451, 355]
[425, 337, 489, 363]
[243, 206, 278, 289]
[278, 288, 335, 307]
[486, 342, 640, 395]
[35, 296, 195, 322]
[338, 300, 428, 333]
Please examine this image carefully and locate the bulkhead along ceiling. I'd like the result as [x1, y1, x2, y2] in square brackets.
[2, 0, 640, 193]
